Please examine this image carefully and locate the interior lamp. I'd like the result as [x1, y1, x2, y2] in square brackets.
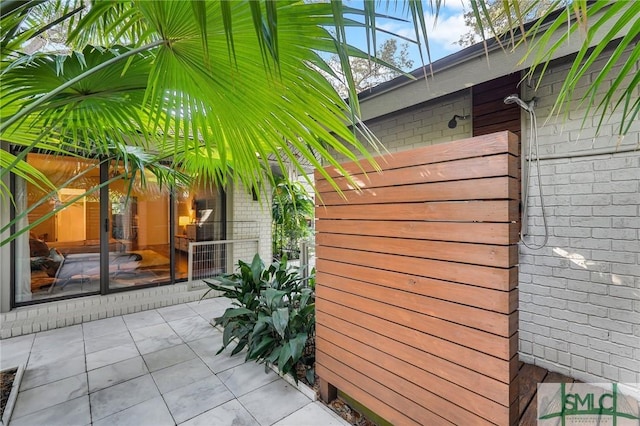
[178, 216, 190, 233]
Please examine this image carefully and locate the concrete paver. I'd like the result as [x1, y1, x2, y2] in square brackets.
[2, 297, 348, 426]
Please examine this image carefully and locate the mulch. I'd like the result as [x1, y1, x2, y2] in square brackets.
[296, 357, 376, 426]
[0, 368, 17, 418]
[329, 397, 377, 426]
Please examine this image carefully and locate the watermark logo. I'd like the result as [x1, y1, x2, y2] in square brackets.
[538, 383, 640, 425]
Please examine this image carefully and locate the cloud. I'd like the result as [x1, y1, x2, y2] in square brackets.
[444, 0, 471, 12]
[377, 21, 417, 41]
[351, 2, 471, 65]
[423, 11, 468, 52]
[377, 5, 469, 54]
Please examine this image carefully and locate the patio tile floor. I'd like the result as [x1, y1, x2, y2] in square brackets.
[1, 297, 348, 426]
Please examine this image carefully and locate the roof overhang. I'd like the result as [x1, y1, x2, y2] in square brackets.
[358, 3, 630, 122]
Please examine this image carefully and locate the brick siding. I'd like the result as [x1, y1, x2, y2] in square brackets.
[516, 46, 640, 383]
[229, 182, 272, 265]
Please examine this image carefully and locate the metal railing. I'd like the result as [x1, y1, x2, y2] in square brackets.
[187, 238, 259, 290]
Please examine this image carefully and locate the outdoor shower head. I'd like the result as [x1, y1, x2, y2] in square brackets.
[504, 94, 535, 112]
[447, 114, 470, 129]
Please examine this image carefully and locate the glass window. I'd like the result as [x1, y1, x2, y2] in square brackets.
[108, 164, 171, 289]
[15, 154, 101, 302]
[173, 181, 225, 281]
[14, 153, 227, 305]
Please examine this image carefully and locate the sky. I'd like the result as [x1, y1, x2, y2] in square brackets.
[342, 0, 472, 72]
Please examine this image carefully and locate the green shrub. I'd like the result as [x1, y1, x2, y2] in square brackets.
[272, 177, 314, 260]
[204, 254, 315, 383]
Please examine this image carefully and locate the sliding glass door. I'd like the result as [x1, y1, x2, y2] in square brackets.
[107, 163, 171, 290]
[14, 153, 102, 303]
[13, 152, 226, 306]
[173, 181, 226, 281]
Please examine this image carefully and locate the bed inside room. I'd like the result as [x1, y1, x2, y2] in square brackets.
[15, 153, 221, 303]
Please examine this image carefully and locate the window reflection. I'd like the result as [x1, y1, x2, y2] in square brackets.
[174, 182, 225, 281]
[108, 164, 170, 289]
[14, 153, 226, 305]
[17, 154, 101, 302]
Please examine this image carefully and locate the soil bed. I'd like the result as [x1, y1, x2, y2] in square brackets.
[0, 368, 17, 419]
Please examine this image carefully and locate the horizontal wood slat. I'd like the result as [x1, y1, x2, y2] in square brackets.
[472, 74, 520, 99]
[473, 98, 519, 118]
[473, 106, 520, 127]
[476, 122, 522, 137]
[316, 132, 519, 425]
[318, 326, 510, 424]
[318, 271, 517, 336]
[475, 119, 521, 136]
[317, 176, 519, 205]
[316, 200, 519, 222]
[317, 285, 514, 359]
[316, 259, 517, 314]
[315, 154, 519, 193]
[315, 131, 519, 179]
[316, 219, 520, 244]
[317, 301, 518, 384]
[317, 233, 517, 268]
[317, 337, 494, 425]
[316, 363, 424, 426]
[316, 310, 516, 406]
[316, 246, 517, 291]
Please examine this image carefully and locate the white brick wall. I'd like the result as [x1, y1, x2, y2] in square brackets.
[328, 91, 471, 163]
[518, 151, 639, 383]
[517, 43, 640, 383]
[229, 182, 272, 266]
[365, 90, 471, 153]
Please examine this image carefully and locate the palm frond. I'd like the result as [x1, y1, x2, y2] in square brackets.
[66, 1, 149, 49]
[526, 1, 639, 136]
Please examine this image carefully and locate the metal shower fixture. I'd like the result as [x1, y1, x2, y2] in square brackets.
[447, 114, 470, 129]
[503, 93, 548, 249]
[503, 94, 537, 112]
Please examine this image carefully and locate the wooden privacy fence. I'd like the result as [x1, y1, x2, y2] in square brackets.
[314, 131, 520, 425]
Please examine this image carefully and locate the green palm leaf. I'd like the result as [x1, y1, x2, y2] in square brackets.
[4, 0, 635, 241]
[469, 0, 639, 137]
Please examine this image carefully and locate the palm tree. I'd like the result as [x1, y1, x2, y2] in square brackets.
[1, 0, 637, 246]
[1, 0, 401, 244]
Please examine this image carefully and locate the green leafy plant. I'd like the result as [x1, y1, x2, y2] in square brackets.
[272, 177, 314, 260]
[1, 1, 396, 245]
[204, 254, 315, 383]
